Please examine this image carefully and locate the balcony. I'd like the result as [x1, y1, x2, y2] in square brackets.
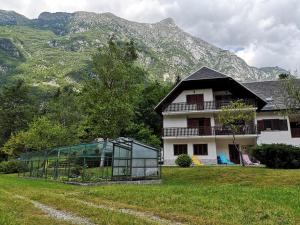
[163, 100, 256, 113]
[163, 125, 257, 137]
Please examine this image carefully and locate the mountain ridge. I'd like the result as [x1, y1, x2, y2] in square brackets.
[0, 10, 288, 88]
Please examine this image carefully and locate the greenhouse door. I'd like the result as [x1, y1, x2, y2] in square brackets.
[112, 144, 132, 180]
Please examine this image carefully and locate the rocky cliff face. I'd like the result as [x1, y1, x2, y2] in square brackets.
[0, 10, 288, 87]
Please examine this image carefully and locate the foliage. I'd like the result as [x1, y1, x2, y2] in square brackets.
[1, 131, 27, 156]
[0, 160, 28, 174]
[250, 144, 300, 169]
[44, 85, 82, 128]
[123, 123, 161, 148]
[218, 100, 255, 165]
[218, 100, 255, 134]
[278, 73, 291, 80]
[0, 80, 34, 146]
[22, 117, 73, 151]
[134, 80, 172, 136]
[282, 77, 300, 115]
[175, 154, 192, 167]
[80, 38, 146, 140]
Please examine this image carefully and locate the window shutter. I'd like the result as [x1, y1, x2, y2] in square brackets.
[203, 118, 211, 135]
[279, 120, 288, 131]
[271, 119, 280, 130]
[257, 120, 264, 132]
[187, 118, 198, 128]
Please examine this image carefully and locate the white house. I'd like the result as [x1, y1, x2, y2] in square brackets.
[155, 67, 300, 165]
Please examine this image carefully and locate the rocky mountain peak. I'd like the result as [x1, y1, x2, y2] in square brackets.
[0, 9, 29, 25]
[156, 17, 176, 26]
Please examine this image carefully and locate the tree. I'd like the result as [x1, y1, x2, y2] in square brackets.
[282, 77, 300, 115]
[80, 38, 146, 140]
[0, 80, 33, 147]
[218, 100, 255, 166]
[2, 131, 27, 156]
[134, 81, 172, 136]
[278, 73, 291, 80]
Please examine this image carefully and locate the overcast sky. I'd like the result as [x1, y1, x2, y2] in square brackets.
[1, 0, 300, 73]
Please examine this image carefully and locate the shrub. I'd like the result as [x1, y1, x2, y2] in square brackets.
[175, 154, 192, 167]
[250, 144, 300, 169]
[0, 160, 28, 174]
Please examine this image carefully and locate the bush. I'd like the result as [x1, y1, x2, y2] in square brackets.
[0, 160, 28, 174]
[175, 154, 192, 167]
[250, 144, 300, 169]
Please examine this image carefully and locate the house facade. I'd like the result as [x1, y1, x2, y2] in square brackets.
[155, 67, 300, 165]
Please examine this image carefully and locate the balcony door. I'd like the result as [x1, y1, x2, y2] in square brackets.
[186, 94, 204, 110]
[228, 144, 240, 164]
[187, 118, 211, 135]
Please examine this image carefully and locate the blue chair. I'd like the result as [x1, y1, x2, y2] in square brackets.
[218, 153, 234, 165]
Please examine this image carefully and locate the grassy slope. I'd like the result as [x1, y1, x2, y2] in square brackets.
[0, 167, 299, 225]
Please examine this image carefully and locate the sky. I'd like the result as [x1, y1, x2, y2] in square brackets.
[1, 0, 300, 73]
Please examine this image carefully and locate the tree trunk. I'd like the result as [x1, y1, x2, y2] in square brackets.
[232, 133, 245, 166]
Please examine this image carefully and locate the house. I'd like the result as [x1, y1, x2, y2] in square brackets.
[155, 67, 300, 165]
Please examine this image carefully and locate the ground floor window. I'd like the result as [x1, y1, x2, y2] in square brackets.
[174, 144, 187, 156]
[193, 144, 208, 155]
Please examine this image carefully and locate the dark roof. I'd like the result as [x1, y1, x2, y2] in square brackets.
[184, 67, 228, 81]
[243, 80, 287, 111]
[155, 66, 267, 113]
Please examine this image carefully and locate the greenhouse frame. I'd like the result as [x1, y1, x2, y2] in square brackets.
[19, 137, 161, 182]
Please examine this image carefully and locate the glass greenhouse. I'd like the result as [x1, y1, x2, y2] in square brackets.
[19, 138, 161, 182]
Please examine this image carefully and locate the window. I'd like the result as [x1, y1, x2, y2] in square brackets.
[257, 119, 288, 132]
[193, 144, 208, 155]
[173, 144, 187, 156]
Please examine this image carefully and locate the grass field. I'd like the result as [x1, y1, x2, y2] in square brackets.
[0, 166, 299, 225]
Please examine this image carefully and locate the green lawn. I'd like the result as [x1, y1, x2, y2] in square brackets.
[0, 167, 299, 225]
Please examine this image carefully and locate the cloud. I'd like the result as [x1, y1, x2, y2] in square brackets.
[1, 0, 300, 74]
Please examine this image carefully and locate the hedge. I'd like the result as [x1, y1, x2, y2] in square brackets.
[0, 160, 28, 174]
[250, 144, 300, 169]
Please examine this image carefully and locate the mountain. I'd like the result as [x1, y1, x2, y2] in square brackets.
[0, 10, 288, 88]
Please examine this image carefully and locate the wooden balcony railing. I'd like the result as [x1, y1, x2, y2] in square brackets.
[291, 128, 300, 138]
[163, 125, 257, 137]
[163, 99, 256, 113]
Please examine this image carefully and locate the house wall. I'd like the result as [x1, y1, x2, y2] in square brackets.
[163, 138, 217, 165]
[256, 112, 300, 146]
[163, 114, 215, 127]
[216, 138, 257, 160]
[163, 115, 187, 128]
[172, 89, 214, 103]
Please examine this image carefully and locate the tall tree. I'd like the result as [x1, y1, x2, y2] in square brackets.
[218, 100, 255, 166]
[80, 38, 146, 140]
[0, 80, 33, 147]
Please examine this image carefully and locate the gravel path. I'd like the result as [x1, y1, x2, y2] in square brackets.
[3, 191, 95, 225]
[3, 190, 184, 225]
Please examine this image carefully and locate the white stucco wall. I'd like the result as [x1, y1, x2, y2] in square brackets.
[216, 138, 257, 159]
[163, 115, 187, 128]
[256, 112, 300, 146]
[172, 89, 214, 103]
[163, 138, 217, 165]
[163, 115, 215, 128]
